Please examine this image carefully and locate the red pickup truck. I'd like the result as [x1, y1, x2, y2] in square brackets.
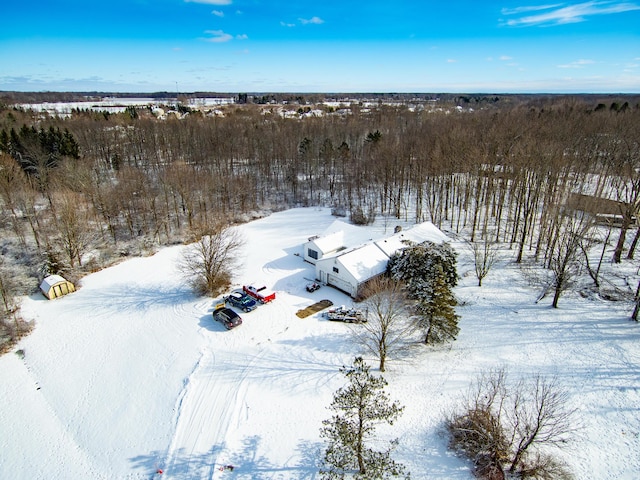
[243, 285, 276, 303]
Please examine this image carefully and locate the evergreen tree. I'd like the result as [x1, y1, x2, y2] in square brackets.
[388, 241, 459, 344]
[320, 357, 410, 479]
[1, 124, 80, 176]
[388, 241, 457, 292]
[419, 264, 460, 344]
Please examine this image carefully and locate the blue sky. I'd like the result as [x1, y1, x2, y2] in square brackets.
[1, 1, 639, 93]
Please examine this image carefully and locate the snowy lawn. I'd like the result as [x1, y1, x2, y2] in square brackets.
[1, 207, 639, 479]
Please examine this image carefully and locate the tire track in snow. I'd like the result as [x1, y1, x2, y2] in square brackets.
[161, 343, 264, 479]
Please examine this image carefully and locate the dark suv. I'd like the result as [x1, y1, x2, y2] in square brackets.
[224, 291, 258, 312]
[213, 307, 243, 330]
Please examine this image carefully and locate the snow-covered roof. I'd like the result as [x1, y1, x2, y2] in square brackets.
[323, 219, 371, 242]
[39, 274, 68, 291]
[335, 243, 390, 283]
[401, 221, 449, 244]
[325, 220, 371, 242]
[312, 231, 346, 255]
[307, 219, 374, 255]
[375, 221, 448, 257]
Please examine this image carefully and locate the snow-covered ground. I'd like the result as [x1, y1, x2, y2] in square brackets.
[1, 207, 639, 479]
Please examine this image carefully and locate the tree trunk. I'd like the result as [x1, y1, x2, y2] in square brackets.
[632, 280, 640, 321]
[425, 323, 432, 344]
[613, 215, 632, 263]
[379, 340, 387, 372]
[626, 225, 640, 260]
[551, 286, 562, 308]
[357, 417, 365, 474]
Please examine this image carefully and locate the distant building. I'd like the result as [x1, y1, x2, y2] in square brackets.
[566, 193, 636, 227]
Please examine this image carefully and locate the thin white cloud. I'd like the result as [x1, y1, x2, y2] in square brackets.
[299, 16, 324, 25]
[501, 4, 564, 14]
[203, 30, 233, 42]
[202, 30, 247, 42]
[212, 10, 224, 17]
[500, 55, 513, 61]
[502, 1, 640, 26]
[282, 16, 324, 27]
[558, 58, 596, 68]
[447, 59, 457, 63]
[185, 0, 232, 5]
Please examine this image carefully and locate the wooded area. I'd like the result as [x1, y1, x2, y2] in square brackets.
[1, 94, 639, 342]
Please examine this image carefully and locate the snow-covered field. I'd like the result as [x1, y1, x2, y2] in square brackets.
[1, 207, 639, 479]
[17, 97, 235, 115]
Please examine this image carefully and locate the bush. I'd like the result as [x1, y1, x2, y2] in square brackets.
[350, 206, 374, 225]
[446, 369, 576, 479]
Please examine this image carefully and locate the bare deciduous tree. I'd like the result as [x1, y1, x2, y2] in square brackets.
[179, 221, 244, 296]
[447, 369, 577, 480]
[51, 190, 93, 268]
[578, 224, 612, 290]
[548, 210, 594, 308]
[353, 277, 417, 372]
[0, 257, 32, 354]
[469, 236, 500, 287]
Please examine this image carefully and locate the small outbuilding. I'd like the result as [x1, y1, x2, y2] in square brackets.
[39, 275, 75, 300]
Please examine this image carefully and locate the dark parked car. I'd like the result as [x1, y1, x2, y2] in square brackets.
[213, 307, 243, 330]
[224, 291, 258, 312]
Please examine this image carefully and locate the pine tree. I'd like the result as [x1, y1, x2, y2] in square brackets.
[420, 264, 460, 344]
[319, 357, 410, 479]
[388, 241, 459, 344]
[388, 240, 457, 292]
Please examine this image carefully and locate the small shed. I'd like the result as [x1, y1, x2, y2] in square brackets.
[39, 275, 75, 300]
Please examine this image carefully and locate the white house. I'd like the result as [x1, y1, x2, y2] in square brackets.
[315, 243, 390, 298]
[313, 221, 448, 298]
[303, 220, 373, 265]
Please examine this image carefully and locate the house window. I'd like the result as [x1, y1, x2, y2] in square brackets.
[333, 267, 339, 273]
[308, 248, 318, 260]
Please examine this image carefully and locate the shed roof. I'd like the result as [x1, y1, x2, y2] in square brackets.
[39, 274, 68, 291]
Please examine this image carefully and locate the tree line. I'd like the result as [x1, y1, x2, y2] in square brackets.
[1, 96, 639, 348]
